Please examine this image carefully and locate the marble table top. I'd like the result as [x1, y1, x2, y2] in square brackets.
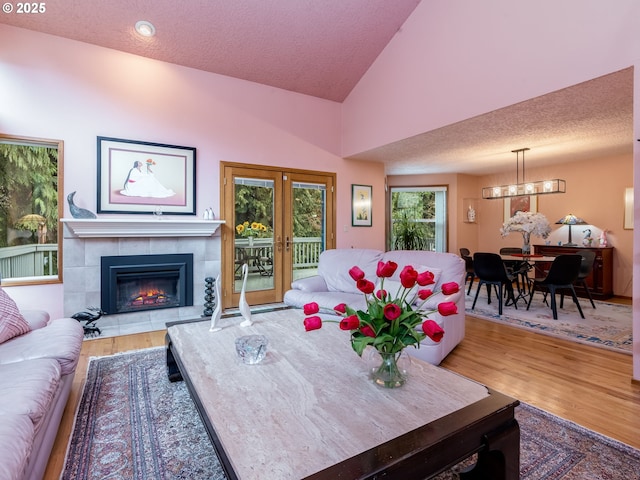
[168, 309, 489, 480]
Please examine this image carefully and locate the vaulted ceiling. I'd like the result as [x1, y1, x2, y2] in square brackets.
[1, 0, 633, 175]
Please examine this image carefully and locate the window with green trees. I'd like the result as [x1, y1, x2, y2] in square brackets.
[0, 135, 62, 284]
[390, 186, 447, 252]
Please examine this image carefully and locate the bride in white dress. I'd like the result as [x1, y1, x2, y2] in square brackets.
[120, 160, 175, 198]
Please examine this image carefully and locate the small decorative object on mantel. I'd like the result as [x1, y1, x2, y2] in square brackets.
[203, 208, 215, 220]
[67, 191, 97, 219]
[500, 211, 551, 254]
[302, 261, 459, 388]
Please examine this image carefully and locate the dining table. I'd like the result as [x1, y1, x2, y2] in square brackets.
[500, 253, 557, 305]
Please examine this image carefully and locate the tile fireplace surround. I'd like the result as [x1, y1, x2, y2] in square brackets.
[62, 218, 223, 338]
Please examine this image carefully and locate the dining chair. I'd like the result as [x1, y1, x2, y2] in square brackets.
[526, 254, 585, 320]
[561, 250, 596, 309]
[472, 252, 518, 315]
[499, 247, 531, 294]
[459, 248, 475, 294]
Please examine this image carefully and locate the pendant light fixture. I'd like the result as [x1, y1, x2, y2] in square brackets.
[482, 148, 566, 199]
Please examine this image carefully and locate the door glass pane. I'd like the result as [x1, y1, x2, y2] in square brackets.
[390, 187, 447, 252]
[292, 182, 326, 281]
[234, 177, 274, 293]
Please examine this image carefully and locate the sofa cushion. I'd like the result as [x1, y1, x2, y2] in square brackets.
[0, 287, 31, 344]
[0, 318, 84, 375]
[21, 309, 50, 330]
[0, 414, 34, 480]
[283, 289, 367, 312]
[318, 249, 383, 294]
[0, 358, 61, 427]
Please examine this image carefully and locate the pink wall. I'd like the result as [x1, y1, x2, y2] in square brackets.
[0, 24, 386, 315]
[342, 0, 640, 156]
[473, 154, 632, 297]
[343, 0, 640, 383]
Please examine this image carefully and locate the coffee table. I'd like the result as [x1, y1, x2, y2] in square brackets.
[166, 309, 520, 479]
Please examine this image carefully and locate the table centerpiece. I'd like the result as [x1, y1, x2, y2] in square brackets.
[500, 211, 551, 254]
[302, 261, 459, 388]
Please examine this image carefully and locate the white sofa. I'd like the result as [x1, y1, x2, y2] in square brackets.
[0, 293, 84, 480]
[284, 249, 466, 365]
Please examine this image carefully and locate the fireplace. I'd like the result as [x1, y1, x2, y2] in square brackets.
[100, 254, 194, 315]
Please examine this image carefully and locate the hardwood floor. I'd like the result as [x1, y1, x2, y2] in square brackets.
[44, 308, 640, 479]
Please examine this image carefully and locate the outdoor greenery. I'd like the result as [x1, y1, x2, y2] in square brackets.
[234, 184, 324, 238]
[0, 143, 58, 247]
[390, 190, 436, 250]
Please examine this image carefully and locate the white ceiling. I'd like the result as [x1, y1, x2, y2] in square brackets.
[0, 1, 633, 176]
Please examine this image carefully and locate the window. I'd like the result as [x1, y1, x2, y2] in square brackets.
[0, 134, 63, 285]
[389, 186, 447, 252]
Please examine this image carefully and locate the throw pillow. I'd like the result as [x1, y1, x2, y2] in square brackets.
[0, 287, 31, 344]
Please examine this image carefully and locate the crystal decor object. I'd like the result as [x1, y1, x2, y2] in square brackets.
[235, 335, 268, 364]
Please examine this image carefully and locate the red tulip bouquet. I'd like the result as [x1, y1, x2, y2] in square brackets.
[302, 261, 459, 357]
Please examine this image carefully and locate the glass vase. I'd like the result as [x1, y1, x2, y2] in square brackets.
[370, 350, 410, 388]
[522, 231, 531, 254]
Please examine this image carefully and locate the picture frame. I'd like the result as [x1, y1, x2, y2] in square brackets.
[351, 184, 372, 227]
[624, 187, 633, 230]
[503, 195, 537, 223]
[97, 137, 196, 215]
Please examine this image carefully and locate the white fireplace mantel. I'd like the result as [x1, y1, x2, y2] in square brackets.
[61, 218, 225, 238]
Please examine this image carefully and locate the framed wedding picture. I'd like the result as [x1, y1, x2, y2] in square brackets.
[351, 184, 372, 227]
[97, 137, 196, 215]
[504, 195, 537, 222]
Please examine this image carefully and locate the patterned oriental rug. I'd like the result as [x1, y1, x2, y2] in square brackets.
[62, 347, 640, 479]
[465, 288, 632, 354]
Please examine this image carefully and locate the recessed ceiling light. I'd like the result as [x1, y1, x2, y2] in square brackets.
[135, 20, 156, 37]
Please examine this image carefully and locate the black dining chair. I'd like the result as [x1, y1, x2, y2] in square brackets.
[526, 254, 585, 320]
[472, 252, 518, 315]
[561, 250, 597, 309]
[459, 248, 475, 294]
[499, 246, 531, 295]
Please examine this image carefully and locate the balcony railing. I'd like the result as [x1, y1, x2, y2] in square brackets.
[235, 237, 323, 270]
[0, 244, 58, 279]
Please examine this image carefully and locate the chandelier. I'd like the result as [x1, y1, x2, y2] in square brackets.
[482, 148, 566, 199]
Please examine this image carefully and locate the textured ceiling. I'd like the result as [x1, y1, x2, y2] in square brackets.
[0, 2, 633, 176]
[349, 68, 634, 175]
[0, 0, 420, 102]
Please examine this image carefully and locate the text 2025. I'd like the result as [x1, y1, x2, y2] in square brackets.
[17, 2, 46, 13]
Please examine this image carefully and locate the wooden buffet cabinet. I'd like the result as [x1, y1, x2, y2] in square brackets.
[533, 244, 614, 300]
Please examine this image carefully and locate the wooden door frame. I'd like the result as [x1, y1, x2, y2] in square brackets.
[220, 162, 336, 309]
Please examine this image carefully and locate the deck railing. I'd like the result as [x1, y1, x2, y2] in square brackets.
[0, 244, 58, 278]
[235, 237, 323, 269]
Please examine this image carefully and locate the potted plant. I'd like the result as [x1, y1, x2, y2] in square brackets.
[392, 212, 428, 250]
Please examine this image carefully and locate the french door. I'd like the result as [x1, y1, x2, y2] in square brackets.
[220, 163, 335, 309]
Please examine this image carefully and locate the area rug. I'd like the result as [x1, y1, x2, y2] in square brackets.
[465, 287, 633, 353]
[61, 347, 640, 479]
